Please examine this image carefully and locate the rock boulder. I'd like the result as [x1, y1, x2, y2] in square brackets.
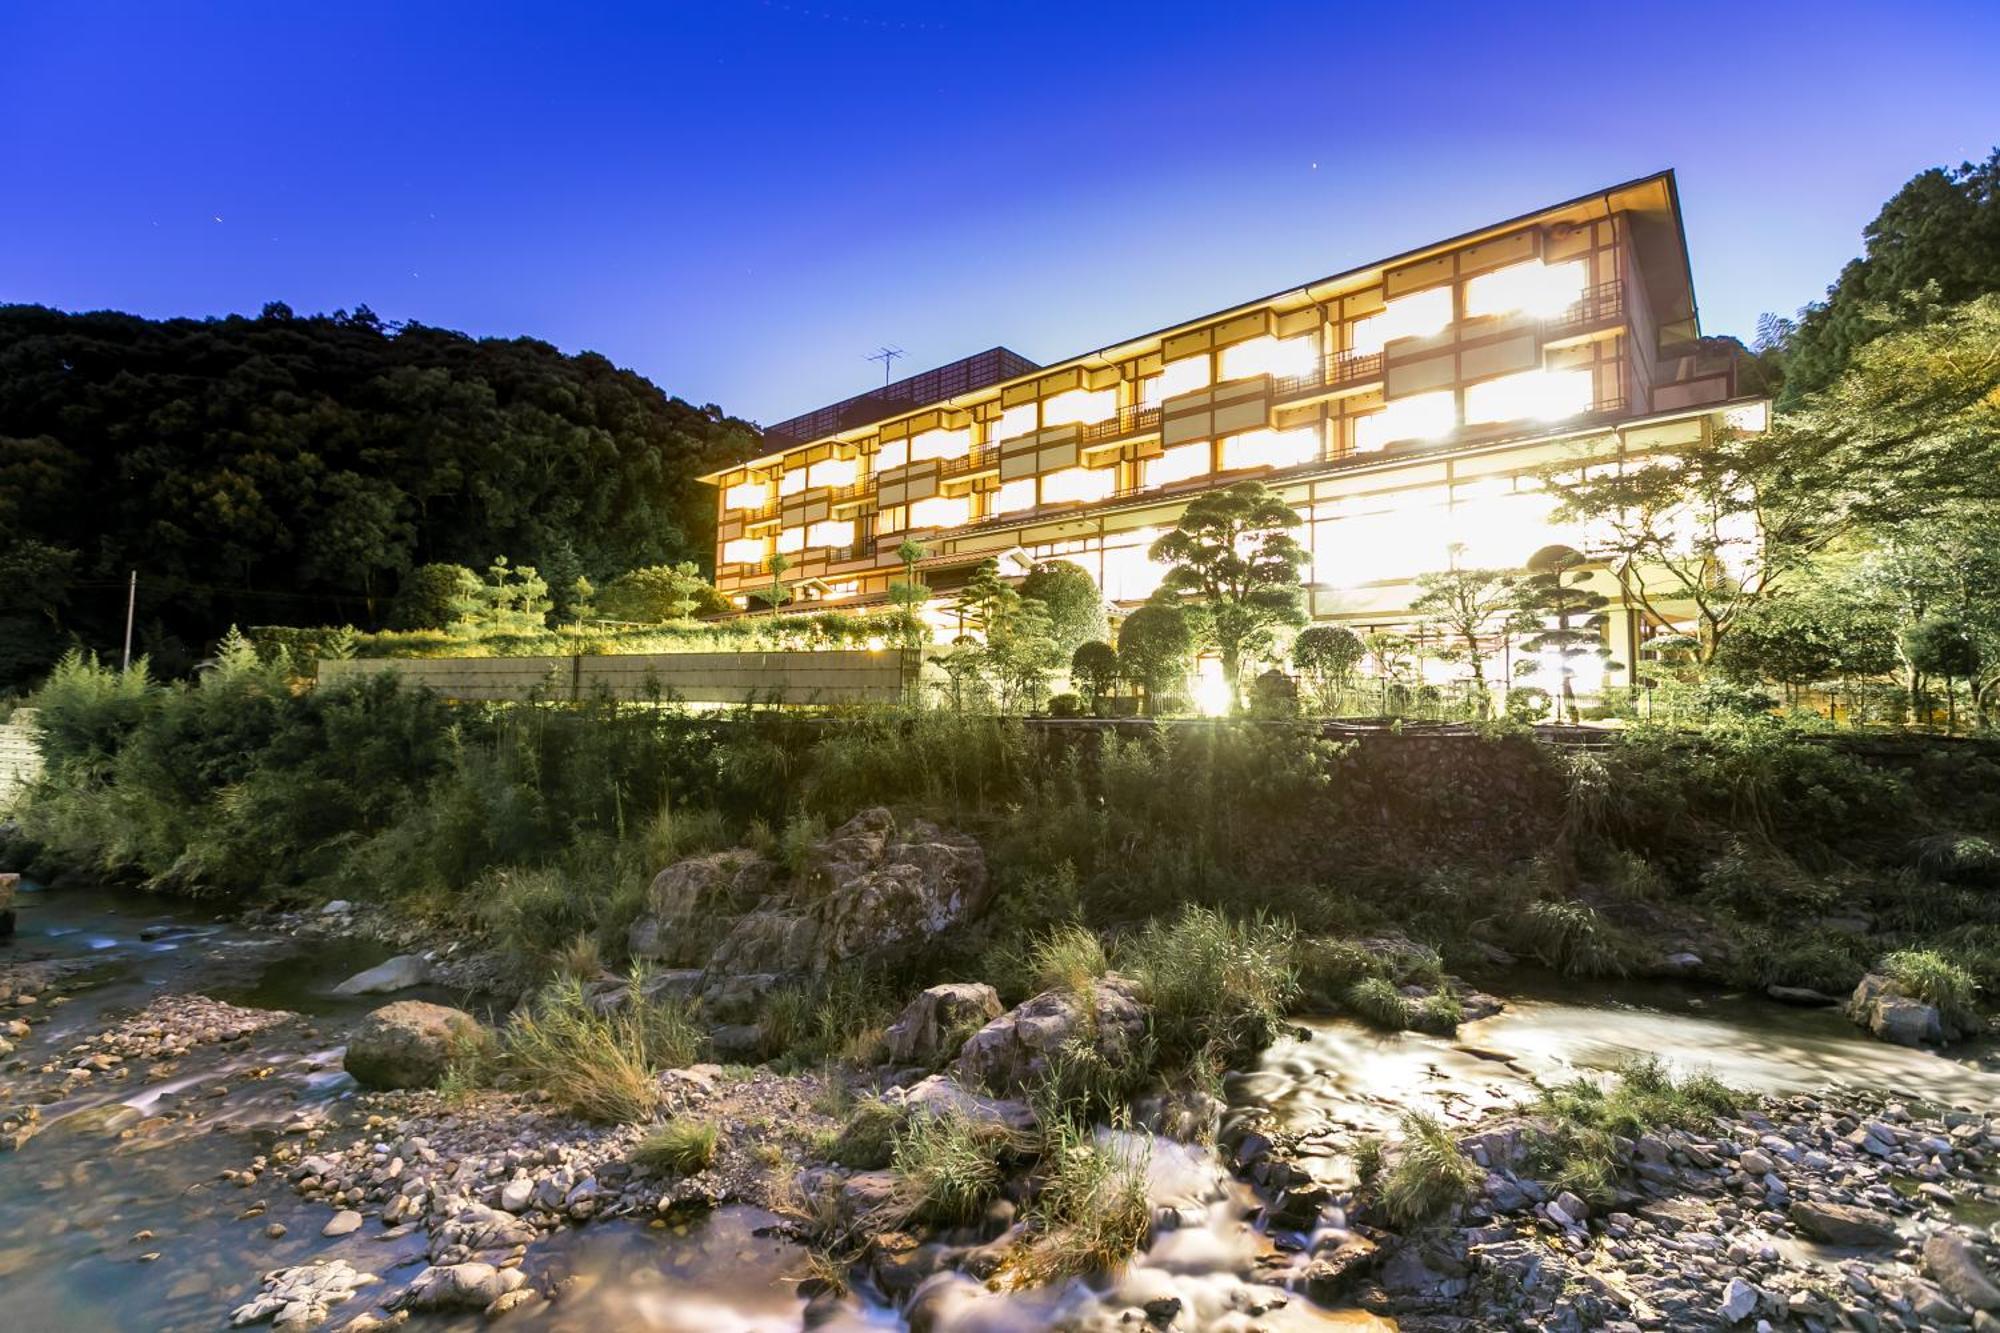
[331, 953, 428, 997]
[1846, 973, 1947, 1047]
[883, 983, 1004, 1066]
[626, 851, 776, 965]
[342, 1001, 485, 1090]
[1788, 1199, 1899, 1247]
[954, 975, 1148, 1094]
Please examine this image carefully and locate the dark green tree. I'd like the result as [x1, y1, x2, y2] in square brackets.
[1903, 617, 1982, 733]
[1290, 624, 1364, 714]
[886, 540, 930, 651]
[1149, 480, 1308, 710]
[386, 563, 482, 631]
[1116, 604, 1194, 716]
[1515, 545, 1614, 725]
[1069, 640, 1120, 712]
[1019, 560, 1108, 657]
[1780, 150, 2000, 401]
[751, 553, 793, 616]
[597, 562, 720, 623]
[1409, 544, 1535, 713]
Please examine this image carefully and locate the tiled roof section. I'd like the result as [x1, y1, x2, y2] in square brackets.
[762, 346, 1039, 448]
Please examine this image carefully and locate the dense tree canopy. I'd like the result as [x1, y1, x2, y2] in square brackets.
[1772, 149, 2000, 401]
[0, 303, 757, 684]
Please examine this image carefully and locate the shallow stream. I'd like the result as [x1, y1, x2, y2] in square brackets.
[2, 884, 1994, 1331]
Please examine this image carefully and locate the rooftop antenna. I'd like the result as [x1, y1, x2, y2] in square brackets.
[866, 346, 905, 386]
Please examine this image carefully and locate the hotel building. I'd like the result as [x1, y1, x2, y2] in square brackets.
[700, 172, 1767, 688]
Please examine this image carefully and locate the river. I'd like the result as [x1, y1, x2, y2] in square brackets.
[2, 880, 1994, 1331]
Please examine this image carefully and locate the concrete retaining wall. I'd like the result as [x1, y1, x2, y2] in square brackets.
[318, 650, 917, 706]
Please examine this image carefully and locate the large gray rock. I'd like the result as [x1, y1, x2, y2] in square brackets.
[1789, 1199, 1899, 1247]
[342, 1001, 485, 1090]
[1924, 1232, 2000, 1312]
[703, 809, 989, 981]
[883, 983, 1003, 1066]
[626, 851, 776, 965]
[1847, 973, 1946, 1046]
[888, 1073, 1036, 1133]
[954, 975, 1148, 1094]
[331, 953, 428, 997]
[392, 1261, 526, 1312]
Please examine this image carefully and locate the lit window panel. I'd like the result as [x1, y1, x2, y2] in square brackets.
[778, 469, 807, 497]
[994, 477, 1037, 513]
[806, 519, 853, 549]
[1039, 467, 1117, 506]
[721, 537, 767, 565]
[1463, 369, 1593, 424]
[775, 527, 805, 554]
[1220, 424, 1319, 472]
[992, 403, 1038, 443]
[806, 456, 858, 489]
[1348, 287, 1453, 354]
[1462, 260, 1587, 320]
[1144, 441, 1211, 488]
[1354, 390, 1457, 452]
[724, 479, 772, 510]
[1140, 355, 1212, 406]
[1042, 387, 1118, 427]
[1219, 334, 1317, 382]
[908, 495, 971, 529]
[909, 427, 971, 462]
[875, 439, 909, 471]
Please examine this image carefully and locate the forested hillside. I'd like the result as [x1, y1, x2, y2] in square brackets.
[0, 303, 759, 685]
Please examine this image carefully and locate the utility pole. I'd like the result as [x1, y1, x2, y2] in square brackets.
[866, 346, 905, 387]
[121, 570, 136, 672]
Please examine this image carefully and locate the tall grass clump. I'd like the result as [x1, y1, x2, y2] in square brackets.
[890, 1112, 1008, 1226]
[502, 976, 703, 1123]
[1343, 976, 1411, 1031]
[635, 1119, 721, 1174]
[1375, 1111, 1479, 1228]
[1880, 949, 1979, 1030]
[1120, 905, 1299, 1065]
[1511, 899, 1631, 978]
[1008, 1097, 1151, 1284]
[1024, 923, 1110, 996]
[1527, 1058, 1740, 1204]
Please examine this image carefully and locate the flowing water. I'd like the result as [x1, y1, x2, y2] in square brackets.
[3, 883, 1994, 1331]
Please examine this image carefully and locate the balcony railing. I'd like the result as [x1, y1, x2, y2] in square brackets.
[1270, 350, 1386, 400]
[1080, 404, 1163, 446]
[1542, 280, 1624, 337]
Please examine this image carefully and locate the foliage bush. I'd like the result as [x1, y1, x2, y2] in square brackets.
[1120, 905, 1299, 1065]
[1880, 948, 1979, 1029]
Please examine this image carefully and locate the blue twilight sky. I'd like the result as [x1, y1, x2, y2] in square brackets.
[4, 1, 1997, 427]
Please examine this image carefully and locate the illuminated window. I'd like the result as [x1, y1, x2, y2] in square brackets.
[724, 479, 771, 510]
[1219, 334, 1317, 382]
[1141, 355, 1211, 406]
[1144, 441, 1210, 488]
[806, 456, 858, 489]
[1221, 424, 1319, 472]
[992, 403, 1038, 443]
[1463, 369, 1594, 424]
[1042, 387, 1117, 427]
[778, 469, 807, 497]
[1103, 533, 1168, 601]
[775, 527, 805, 554]
[1354, 390, 1457, 452]
[1462, 260, 1586, 320]
[910, 427, 971, 462]
[875, 439, 909, 471]
[908, 494, 972, 529]
[1348, 287, 1453, 354]
[994, 477, 1037, 514]
[721, 537, 767, 566]
[1040, 467, 1117, 506]
[817, 580, 859, 600]
[806, 519, 854, 549]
